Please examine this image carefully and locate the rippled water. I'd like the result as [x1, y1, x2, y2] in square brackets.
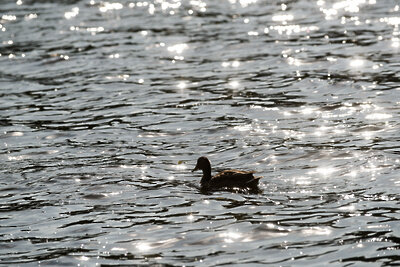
[1, 0, 400, 265]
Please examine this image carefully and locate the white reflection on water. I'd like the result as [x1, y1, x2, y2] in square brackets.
[99, 2, 123, 12]
[247, 31, 259, 36]
[333, 0, 362, 13]
[1, 14, 17, 21]
[392, 37, 400, 48]
[365, 113, 393, 120]
[301, 107, 318, 115]
[104, 191, 121, 197]
[272, 14, 294, 22]
[148, 3, 155, 15]
[222, 60, 240, 68]
[177, 81, 187, 89]
[120, 165, 136, 169]
[136, 242, 152, 252]
[314, 126, 329, 137]
[174, 163, 187, 170]
[327, 56, 337, 62]
[228, 0, 258, 8]
[64, 7, 79, 19]
[234, 124, 252, 132]
[229, 80, 240, 89]
[319, 0, 377, 20]
[69, 26, 105, 34]
[24, 13, 37, 21]
[219, 231, 242, 243]
[135, 238, 182, 253]
[9, 131, 24, 136]
[350, 58, 364, 67]
[109, 53, 120, 59]
[270, 25, 319, 35]
[293, 176, 312, 185]
[105, 74, 129, 81]
[302, 227, 332, 236]
[167, 43, 188, 54]
[346, 170, 358, 178]
[339, 205, 356, 211]
[111, 247, 126, 252]
[190, 0, 206, 12]
[287, 57, 303, 66]
[283, 129, 305, 139]
[8, 155, 26, 161]
[77, 256, 89, 261]
[381, 17, 400, 26]
[309, 166, 337, 177]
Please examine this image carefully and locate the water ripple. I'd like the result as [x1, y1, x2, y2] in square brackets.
[1, 0, 400, 265]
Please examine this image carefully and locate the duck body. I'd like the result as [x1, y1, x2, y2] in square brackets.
[192, 156, 261, 190]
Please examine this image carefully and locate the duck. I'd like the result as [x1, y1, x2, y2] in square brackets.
[192, 156, 261, 190]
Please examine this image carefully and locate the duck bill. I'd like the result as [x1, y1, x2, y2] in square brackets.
[192, 166, 199, 172]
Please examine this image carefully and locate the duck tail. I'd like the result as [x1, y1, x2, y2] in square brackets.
[245, 176, 262, 187]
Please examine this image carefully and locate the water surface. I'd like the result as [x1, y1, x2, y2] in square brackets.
[1, 0, 400, 265]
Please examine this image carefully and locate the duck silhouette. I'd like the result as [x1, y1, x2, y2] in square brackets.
[192, 156, 261, 191]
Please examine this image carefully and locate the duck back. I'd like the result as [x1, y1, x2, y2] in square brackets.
[207, 170, 260, 189]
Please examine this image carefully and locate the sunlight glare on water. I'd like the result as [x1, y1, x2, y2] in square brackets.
[0, 0, 400, 266]
[350, 58, 364, 67]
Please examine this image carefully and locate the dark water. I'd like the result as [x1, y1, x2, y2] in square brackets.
[1, 0, 400, 265]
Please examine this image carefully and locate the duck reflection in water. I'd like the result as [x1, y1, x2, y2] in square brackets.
[192, 156, 262, 193]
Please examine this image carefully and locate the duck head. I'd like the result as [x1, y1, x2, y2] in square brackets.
[192, 156, 212, 185]
[192, 156, 211, 172]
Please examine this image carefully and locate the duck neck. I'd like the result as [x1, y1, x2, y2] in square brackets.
[200, 166, 212, 186]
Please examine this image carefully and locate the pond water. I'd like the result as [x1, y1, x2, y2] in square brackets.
[1, 0, 400, 265]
